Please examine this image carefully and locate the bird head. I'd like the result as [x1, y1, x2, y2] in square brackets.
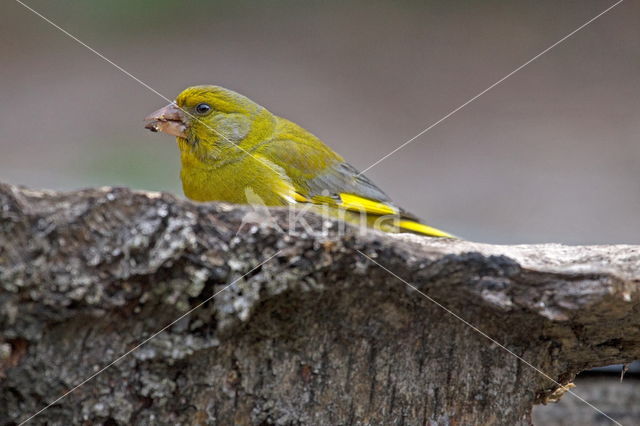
[145, 85, 267, 158]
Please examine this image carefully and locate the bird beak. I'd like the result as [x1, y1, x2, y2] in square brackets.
[144, 102, 188, 138]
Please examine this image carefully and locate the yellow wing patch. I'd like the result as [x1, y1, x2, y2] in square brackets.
[272, 184, 455, 238]
[293, 192, 310, 203]
[338, 193, 455, 238]
[338, 193, 398, 215]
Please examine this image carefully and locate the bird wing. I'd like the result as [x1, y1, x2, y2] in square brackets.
[251, 129, 452, 237]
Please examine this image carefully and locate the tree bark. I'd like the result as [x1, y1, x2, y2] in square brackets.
[0, 182, 638, 425]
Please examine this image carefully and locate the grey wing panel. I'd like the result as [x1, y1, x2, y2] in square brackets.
[305, 162, 393, 202]
[256, 137, 422, 220]
[315, 163, 422, 221]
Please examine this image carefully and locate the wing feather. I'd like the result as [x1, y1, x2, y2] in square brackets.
[250, 120, 452, 237]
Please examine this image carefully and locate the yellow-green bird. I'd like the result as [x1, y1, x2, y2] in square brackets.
[145, 85, 453, 237]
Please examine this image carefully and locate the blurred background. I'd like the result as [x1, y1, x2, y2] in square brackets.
[2, 0, 639, 245]
[1, 0, 638, 423]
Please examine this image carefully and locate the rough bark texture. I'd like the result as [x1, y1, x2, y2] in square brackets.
[0, 182, 638, 425]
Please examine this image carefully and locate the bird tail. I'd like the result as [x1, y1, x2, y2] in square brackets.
[313, 192, 456, 238]
[396, 219, 456, 238]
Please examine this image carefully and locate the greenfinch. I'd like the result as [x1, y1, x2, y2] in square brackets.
[145, 85, 452, 237]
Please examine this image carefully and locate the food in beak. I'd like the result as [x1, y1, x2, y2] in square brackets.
[144, 102, 188, 138]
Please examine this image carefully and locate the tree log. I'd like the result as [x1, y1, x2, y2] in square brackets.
[0, 182, 638, 425]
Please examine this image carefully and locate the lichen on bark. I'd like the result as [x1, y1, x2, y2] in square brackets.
[1, 182, 638, 425]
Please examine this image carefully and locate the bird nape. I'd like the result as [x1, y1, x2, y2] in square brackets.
[144, 85, 453, 238]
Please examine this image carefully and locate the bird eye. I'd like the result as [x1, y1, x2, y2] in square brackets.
[195, 103, 211, 115]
